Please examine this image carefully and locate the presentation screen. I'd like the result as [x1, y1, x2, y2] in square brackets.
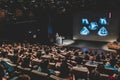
[73, 11, 120, 42]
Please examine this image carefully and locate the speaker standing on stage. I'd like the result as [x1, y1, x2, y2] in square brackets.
[56, 33, 59, 44]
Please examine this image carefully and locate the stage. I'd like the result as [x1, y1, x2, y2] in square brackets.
[62, 39, 116, 52]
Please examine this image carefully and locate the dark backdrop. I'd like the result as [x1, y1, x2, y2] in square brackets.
[0, 10, 120, 43]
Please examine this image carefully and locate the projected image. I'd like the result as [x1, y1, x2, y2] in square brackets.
[98, 27, 108, 36]
[99, 18, 108, 25]
[80, 26, 90, 35]
[82, 18, 89, 25]
[80, 17, 109, 36]
[89, 22, 98, 30]
[74, 12, 119, 42]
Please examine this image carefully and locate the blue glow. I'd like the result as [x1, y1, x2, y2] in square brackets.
[48, 25, 52, 34]
[82, 48, 89, 52]
[89, 22, 98, 30]
[82, 18, 89, 25]
[99, 18, 108, 25]
[80, 26, 90, 35]
[98, 27, 108, 36]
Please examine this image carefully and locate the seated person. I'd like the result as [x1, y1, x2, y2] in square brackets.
[89, 64, 102, 80]
[75, 55, 83, 65]
[116, 67, 120, 80]
[105, 58, 118, 74]
[95, 54, 101, 62]
[37, 59, 51, 74]
[59, 60, 70, 78]
[85, 56, 98, 66]
[21, 55, 31, 68]
[10, 54, 19, 64]
[85, 56, 98, 72]
[84, 52, 90, 60]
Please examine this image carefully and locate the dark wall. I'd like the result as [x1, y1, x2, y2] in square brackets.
[1, 14, 49, 43]
[0, 18, 5, 40]
[0, 13, 74, 43]
[52, 14, 73, 39]
[3, 10, 120, 43]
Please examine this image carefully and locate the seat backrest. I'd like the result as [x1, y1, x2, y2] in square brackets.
[49, 75, 65, 80]
[30, 70, 49, 80]
[72, 69, 88, 80]
[100, 73, 109, 80]
[104, 68, 115, 75]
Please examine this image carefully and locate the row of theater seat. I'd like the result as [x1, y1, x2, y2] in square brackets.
[13, 65, 66, 80]
[7, 62, 111, 80]
[17, 65, 110, 80]
[0, 60, 65, 80]
[72, 67, 110, 80]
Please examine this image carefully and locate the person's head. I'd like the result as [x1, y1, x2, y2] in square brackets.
[16, 74, 31, 80]
[74, 52, 78, 56]
[36, 52, 41, 59]
[105, 61, 110, 65]
[89, 56, 94, 61]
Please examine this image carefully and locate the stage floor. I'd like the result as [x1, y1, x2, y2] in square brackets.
[62, 39, 116, 51]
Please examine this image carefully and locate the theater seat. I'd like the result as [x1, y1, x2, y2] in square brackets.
[104, 68, 115, 75]
[49, 75, 65, 80]
[30, 70, 49, 80]
[17, 66, 31, 74]
[31, 70, 48, 77]
[72, 68, 88, 80]
[100, 73, 109, 80]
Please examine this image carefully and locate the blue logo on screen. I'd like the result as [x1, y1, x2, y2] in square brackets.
[82, 18, 89, 25]
[99, 18, 108, 25]
[98, 27, 108, 36]
[89, 22, 98, 30]
[80, 26, 90, 35]
[80, 17, 109, 36]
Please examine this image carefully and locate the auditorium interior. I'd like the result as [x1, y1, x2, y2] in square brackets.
[0, 0, 120, 80]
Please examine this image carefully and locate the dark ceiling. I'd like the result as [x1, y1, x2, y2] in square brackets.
[0, 0, 120, 14]
[0, 0, 119, 23]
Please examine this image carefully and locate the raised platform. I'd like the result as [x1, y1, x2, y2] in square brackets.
[62, 39, 116, 52]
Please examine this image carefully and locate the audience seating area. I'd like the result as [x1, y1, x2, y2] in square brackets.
[0, 42, 120, 80]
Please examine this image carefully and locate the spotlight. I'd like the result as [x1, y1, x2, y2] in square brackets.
[33, 34, 37, 38]
[31, 0, 36, 3]
[37, 29, 40, 32]
[10, 0, 14, 3]
[28, 31, 32, 34]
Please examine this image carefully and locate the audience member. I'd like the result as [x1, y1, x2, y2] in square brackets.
[59, 60, 70, 78]
[38, 59, 50, 74]
[0, 42, 119, 80]
[89, 64, 104, 80]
